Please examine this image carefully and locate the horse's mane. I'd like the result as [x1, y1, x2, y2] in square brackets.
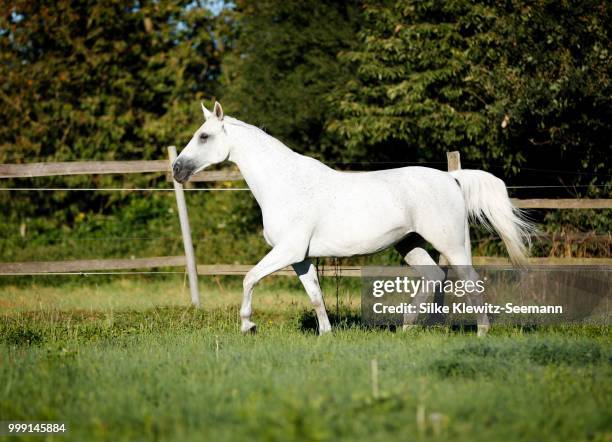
[225, 116, 296, 155]
[225, 116, 267, 136]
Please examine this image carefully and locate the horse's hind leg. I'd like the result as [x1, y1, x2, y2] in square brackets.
[441, 227, 490, 337]
[293, 259, 332, 335]
[395, 236, 446, 329]
[418, 215, 489, 336]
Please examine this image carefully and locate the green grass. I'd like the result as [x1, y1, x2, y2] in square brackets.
[0, 277, 610, 442]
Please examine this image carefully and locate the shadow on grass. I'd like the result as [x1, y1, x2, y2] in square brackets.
[296, 309, 393, 334]
[294, 309, 609, 338]
[296, 307, 496, 335]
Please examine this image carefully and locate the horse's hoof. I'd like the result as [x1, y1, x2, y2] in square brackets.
[318, 327, 332, 336]
[241, 321, 257, 334]
[477, 325, 490, 337]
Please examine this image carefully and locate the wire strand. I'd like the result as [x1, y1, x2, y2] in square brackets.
[0, 271, 185, 276]
[0, 187, 250, 191]
[5, 237, 181, 242]
[506, 184, 611, 189]
[0, 184, 609, 191]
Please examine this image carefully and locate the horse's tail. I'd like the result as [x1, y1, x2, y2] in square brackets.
[450, 169, 535, 266]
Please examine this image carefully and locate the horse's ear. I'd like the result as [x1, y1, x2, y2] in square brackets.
[213, 101, 224, 121]
[201, 102, 213, 120]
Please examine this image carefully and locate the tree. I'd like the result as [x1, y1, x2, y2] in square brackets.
[0, 0, 224, 226]
[221, 0, 361, 161]
[0, 0, 222, 164]
[328, 0, 611, 191]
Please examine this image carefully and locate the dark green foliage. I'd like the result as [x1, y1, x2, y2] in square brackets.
[328, 0, 611, 191]
[0, 0, 225, 239]
[0, 189, 273, 265]
[3, 327, 43, 346]
[221, 0, 361, 160]
[0, 1, 246, 264]
[491, 1, 611, 184]
[528, 340, 604, 365]
[0, 0, 221, 164]
[328, 1, 497, 164]
[428, 354, 507, 377]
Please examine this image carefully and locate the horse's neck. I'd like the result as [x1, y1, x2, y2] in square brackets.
[226, 121, 297, 206]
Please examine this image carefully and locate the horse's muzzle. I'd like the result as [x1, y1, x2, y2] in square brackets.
[172, 158, 193, 184]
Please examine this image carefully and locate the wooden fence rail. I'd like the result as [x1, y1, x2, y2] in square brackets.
[510, 199, 612, 209]
[0, 160, 168, 178]
[0, 256, 610, 276]
[0, 256, 186, 274]
[2, 161, 610, 209]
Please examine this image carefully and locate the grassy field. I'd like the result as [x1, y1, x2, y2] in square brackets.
[0, 276, 610, 442]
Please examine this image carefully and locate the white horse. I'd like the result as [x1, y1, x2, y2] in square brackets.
[173, 102, 533, 336]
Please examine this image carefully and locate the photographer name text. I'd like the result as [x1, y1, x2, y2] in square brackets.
[372, 302, 563, 315]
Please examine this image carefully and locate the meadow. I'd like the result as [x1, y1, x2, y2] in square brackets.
[0, 276, 610, 442]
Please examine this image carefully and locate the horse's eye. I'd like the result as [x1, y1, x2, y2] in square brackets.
[199, 133, 208, 141]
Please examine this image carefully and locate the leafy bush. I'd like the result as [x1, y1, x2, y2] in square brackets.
[328, 0, 611, 193]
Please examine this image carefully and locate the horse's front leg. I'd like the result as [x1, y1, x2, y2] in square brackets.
[241, 241, 307, 333]
[293, 259, 332, 335]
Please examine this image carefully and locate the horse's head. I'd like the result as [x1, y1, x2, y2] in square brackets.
[172, 101, 230, 183]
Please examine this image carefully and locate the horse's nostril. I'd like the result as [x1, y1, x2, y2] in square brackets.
[173, 161, 181, 176]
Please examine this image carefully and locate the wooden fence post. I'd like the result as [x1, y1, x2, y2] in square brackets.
[440, 151, 463, 266]
[446, 151, 461, 172]
[168, 146, 200, 307]
[446, 150, 468, 255]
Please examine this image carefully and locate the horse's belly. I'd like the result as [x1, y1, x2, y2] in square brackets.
[307, 214, 409, 257]
[306, 181, 413, 257]
[308, 233, 404, 257]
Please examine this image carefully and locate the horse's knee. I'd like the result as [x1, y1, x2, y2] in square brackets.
[243, 272, 258, 292]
